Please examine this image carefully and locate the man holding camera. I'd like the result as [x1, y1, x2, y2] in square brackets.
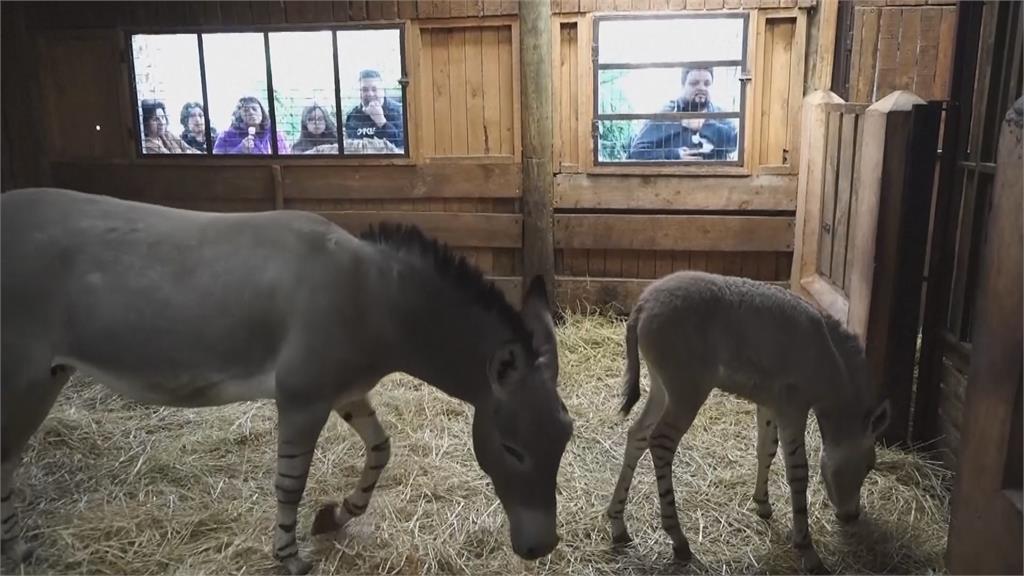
[626, 66, 738, 161]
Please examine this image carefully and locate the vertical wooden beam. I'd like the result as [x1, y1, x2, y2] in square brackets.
[945, 96, 1023, 576]
[913, 1, 984, 445]
[519, 0, 555, 301]
[790, 90, 844, 301]
[847, 89, 931, 445]
[812, 0, 839, 90]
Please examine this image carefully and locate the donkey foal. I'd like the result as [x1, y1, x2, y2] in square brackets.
[607, 271, 890, 574]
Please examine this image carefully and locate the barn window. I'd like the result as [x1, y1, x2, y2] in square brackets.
[592, 13, 748, 166]
[129, 26, 407, 158]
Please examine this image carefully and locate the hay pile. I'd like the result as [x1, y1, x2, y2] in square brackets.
[5, 312, 950, 575]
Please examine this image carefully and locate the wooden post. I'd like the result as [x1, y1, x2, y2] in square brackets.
[847, 89, 934, 446]
[519, 0, 555, 304]
[790, 89, 844, 306]
[811, 0, 839, 91]
[945, 96, 1023, 576]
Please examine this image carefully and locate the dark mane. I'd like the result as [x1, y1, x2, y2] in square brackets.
[360, 222, 534, 352]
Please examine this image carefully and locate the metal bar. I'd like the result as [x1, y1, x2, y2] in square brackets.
[197, 33, 213, 155]
[597, 59, 743, 70]
[264, 31, 278, 155]
[332, 30, 344, 156]
[597, 111, 741, 120]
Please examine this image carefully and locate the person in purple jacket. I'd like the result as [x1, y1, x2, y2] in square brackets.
[213, 96, 289, 155]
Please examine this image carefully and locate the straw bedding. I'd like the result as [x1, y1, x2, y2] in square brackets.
[4, 312, 950, 575]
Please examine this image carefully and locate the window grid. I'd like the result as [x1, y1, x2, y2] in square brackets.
[592, 12, 749, 167]
[127, 24, 408, 159]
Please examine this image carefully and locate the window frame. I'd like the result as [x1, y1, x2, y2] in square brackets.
[125, 22, 410, 160]
[591, 11, 750, 169]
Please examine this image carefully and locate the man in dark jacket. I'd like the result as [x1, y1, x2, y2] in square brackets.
[344, 69, 405, 152]
[627, 67, 738, 161]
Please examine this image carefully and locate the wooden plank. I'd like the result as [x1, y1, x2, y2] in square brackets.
[914, 7, 943, 99]
[349, 0, 367, 20]
[556, 277, 791, 314]
[282, 162, 522, 199]
[843, 112, 866, 292]
[831, 112, 858, 289]
[432, 30, 452, 155]
[498, 26, 514, 155]
[465, 28, 486, 155]
[637, 251, 657, 279]
[588, 249, 607, 277]
[767, 19, 794, 166]
[605, 250, 624, 277]
[554, 173, 797, 210]
[759, 20, 776, 165]
[946, 96, 1023, 576]
[554, 215, 795, 251]
[419, 29, 436, 157]
[655, 251, 673, 278]
[848, 7, 865, 100]
[285, 1, 318, 23]
[552, 20, 564, 169]
[933, 7, 957, 100]
[854, 8, 881, 102]
[787, 12, 807, 173]
[817, 110, 841, 277]
[566, 24, 578, 167]
[790, 90, 845, 298]
[875, 8, 902, 99]
[381, 1, 399, 19]
[333, 1, 351, 21]
[896, 7, 921, 92]
[52, 162, 274, 204]
[520, 0, 554, 291]
[482, 27, 502, 155]
[417, 0, 433, 18]
[812, 0, 839, 90]
[449, 29, 470, 155]
[399, 0, 418, 18]
[322, 211, 522, 247]
[366, 0, 384, 20]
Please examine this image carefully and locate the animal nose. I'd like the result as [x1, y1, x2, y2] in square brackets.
[836, 509, 860, 524]
[521, 535, 558, 560]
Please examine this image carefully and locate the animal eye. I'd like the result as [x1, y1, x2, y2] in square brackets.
[502, 443, 526, 465]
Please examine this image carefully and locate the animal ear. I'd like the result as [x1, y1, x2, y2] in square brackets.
[487, 342, 529, 392]
[521, 275, 556, 354]
[868, 399, 891, 437]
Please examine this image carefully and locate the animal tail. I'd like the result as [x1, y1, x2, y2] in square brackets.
[619, 306, 643, 416]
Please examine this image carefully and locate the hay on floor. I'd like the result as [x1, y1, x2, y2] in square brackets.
[4, 312, 950, 575]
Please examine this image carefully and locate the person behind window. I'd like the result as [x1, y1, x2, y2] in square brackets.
[343, 69, 404, 151]
[141, 99, 198, 155]
[626, 66, 738, 161]
[292, 104, 338, 154]
[213, 96, 289, 155]
[179, 102, 217, 153]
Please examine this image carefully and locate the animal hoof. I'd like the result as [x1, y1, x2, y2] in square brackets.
[672, 543, 692, 563]
[800, 551, 830, 575]
[756, 505, 773, 521]
[281, 554, 313, 575]
[611, 531, 633, 547]
[311, 503, 342, 535]
[2, 539, 36, 563]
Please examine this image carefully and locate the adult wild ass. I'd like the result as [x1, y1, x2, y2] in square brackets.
[1, 188, 573, 574]
[606, 271, 890, 573]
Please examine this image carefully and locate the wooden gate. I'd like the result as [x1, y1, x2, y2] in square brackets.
[791, 88, 941, 445]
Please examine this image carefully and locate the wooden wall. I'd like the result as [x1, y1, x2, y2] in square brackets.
[3, 0, 943, 314]
[847, 4, 958, 103]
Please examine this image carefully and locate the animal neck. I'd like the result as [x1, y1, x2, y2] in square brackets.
[377, 256, 513, 408]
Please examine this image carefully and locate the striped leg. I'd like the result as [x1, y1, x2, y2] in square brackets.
[312, 397, 391, 535]
[649, 384, 708, 563]
[752, 405, 779, 520]
[607, 381, 667, 546]
[779, 412, 827, 574]
[1, 364, 71, 564]
[273, 402, 331, 576]
[1, 457, 33, 563]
